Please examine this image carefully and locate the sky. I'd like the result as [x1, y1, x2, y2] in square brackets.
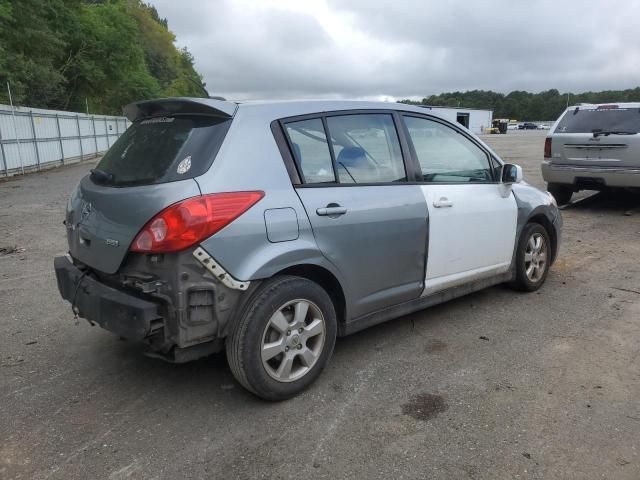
[149, 0, 640, 101]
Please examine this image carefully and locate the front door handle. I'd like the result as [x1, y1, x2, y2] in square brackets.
[433, 197, 453, 208]
[316, 205, 347, 217]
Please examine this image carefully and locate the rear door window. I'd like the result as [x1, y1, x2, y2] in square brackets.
[284, 118, 336, 184]
[555, 107, 640, 134]
[325, 114, 406, 183]
[93, 115, 231, 186]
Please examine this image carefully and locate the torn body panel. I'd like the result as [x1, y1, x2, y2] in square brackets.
[54, 247, 254, 361]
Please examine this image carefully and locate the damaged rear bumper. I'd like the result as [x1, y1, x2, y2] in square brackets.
[54, 247, 254, 361]
[54, 255, 162, 341]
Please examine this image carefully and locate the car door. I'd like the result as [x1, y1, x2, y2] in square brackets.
[401, 114, 518, 295]
[283, 113, 428, 319]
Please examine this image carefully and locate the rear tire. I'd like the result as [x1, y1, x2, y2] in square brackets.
[547, 183, 573, 205]
[226, 275, 337, 401]
[511, 223, 551, 292]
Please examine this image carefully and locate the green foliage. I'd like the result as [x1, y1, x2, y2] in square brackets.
[0, 0, 12, 70]
[401, 88, 640, 121]
[0, 0, 206, 114]
[0, 0, 71, 107]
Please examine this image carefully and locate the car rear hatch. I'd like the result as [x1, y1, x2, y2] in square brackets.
[551, 105, 640, 168]
[66, 97, 236, 274]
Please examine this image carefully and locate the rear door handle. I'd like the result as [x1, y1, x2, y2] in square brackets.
[316, 206, 347, 217]
[433, 197, 453, 208]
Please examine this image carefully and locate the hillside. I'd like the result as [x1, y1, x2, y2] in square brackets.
[0, 0, 206, 114]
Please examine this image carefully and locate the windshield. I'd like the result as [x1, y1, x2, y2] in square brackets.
[94, 115, 231, 186]
[555, 107, 640, 134]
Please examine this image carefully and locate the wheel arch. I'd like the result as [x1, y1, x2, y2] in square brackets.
[511, 183, 561, 266]
[275, 264, 348, 336]
[525, 212, 558, 264]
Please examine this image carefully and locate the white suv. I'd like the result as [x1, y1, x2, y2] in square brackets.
[542, 103, 640, 204]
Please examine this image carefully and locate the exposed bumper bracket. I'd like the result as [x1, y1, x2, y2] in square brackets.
[54, 255, 162, 341]
[193, 247, 250, 291]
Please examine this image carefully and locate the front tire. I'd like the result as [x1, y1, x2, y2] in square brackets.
[547, 183, 573, 205]
[226, 276, 337, 401]
[511, 223, 551, 292]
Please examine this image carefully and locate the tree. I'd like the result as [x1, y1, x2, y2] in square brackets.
[401, 87, 640, 120]
[0, 0, 73, 107]
[0, 0, 206, 114]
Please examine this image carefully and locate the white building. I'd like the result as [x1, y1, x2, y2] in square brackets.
[416, 106, 493, 135]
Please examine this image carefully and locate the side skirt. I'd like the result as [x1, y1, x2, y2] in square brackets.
[343, 271, 514, 336]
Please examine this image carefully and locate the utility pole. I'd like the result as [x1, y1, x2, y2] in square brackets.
[7, 82, 24, 174]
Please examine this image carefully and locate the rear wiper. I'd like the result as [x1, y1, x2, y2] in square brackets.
[592, 129, 637, 138]
[90, 168, 114, 184]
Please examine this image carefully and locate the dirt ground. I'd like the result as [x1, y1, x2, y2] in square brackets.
[1, 130, 639, 479]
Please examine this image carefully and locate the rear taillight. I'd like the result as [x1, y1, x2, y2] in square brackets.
[131, 191, 264, 253]
[544, 137, 552, 158]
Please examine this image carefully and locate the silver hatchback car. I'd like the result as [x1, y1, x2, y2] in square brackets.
[543, 102, 640, 204]
[55, 98, 562, 400]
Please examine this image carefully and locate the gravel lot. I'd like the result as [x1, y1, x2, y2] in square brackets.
[1, 130, 639, 479]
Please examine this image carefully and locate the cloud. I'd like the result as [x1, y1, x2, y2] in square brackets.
[149, 0, 640, 100]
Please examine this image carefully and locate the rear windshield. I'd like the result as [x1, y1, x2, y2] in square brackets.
[555, 107, 640, 134]
[93, 115, 231, 186]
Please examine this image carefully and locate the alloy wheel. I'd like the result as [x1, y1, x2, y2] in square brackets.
[260, 299, 326, 383]
[524, 232, 547, 283]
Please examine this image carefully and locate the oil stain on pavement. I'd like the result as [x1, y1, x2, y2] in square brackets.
[401, 393, 448, 421]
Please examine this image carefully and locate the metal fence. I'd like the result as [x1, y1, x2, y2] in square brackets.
[0, 104, 130, 177]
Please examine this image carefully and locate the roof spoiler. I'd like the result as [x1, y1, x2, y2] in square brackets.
[123, 97, 237, 122]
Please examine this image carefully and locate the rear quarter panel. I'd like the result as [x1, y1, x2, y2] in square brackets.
[196, 106, 348, 294]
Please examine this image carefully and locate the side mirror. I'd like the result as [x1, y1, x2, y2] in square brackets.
[501, 163, 523, 184]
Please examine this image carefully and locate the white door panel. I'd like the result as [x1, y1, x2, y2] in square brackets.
[421, 184, 517, 294]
